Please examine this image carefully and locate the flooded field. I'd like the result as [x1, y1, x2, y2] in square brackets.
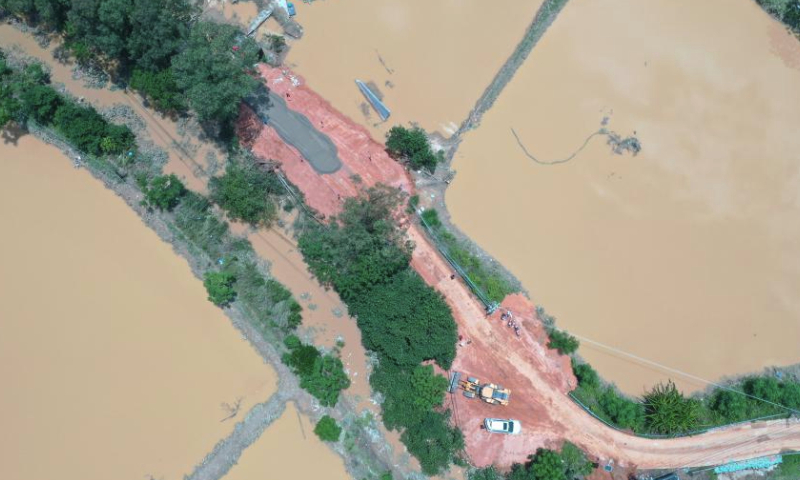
[447, 0, 800, 394]
[286, 0, 543, 137]
[0, 136, 276, 480]
[224, 402, 351, 480]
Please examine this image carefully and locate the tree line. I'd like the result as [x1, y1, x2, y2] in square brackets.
[297, 185, 463, 475]
[0, 0, 262, 130]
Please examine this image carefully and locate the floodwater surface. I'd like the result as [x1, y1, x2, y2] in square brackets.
[0, 136, 276, 480]
[448, 0, 800, 394]
[286, 0, 543, 137]
[224, 402, 352, 480]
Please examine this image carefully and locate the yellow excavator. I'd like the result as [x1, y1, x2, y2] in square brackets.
[449, 372, 511, 406]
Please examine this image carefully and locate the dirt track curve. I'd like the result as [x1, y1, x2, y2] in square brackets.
[241, 65, 800, 471]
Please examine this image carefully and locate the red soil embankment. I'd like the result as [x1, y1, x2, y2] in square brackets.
[238, 65, 800, 471]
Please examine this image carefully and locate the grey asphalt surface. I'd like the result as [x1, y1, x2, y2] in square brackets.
[244, 84, 342, 174]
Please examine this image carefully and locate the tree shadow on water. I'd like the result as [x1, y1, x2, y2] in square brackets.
[2, 124, 29, 146]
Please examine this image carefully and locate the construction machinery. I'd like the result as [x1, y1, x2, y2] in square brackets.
[449, 372, 511, 406]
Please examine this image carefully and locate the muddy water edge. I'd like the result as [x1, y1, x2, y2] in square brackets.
[0, 135, 276, 480]
[285, 0, 544, 137]
[0, 20, 415, 480]
[447, 0, 800, 394]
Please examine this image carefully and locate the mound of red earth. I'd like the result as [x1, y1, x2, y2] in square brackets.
[238, 65, 800, 474]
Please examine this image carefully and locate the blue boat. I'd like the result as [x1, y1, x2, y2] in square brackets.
[287, 2, 296, 16]
[355, 79, 391, 121]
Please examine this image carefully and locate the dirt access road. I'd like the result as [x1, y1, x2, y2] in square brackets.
[241, 64, 800, 471]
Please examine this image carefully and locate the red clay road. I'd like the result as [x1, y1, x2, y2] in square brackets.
[240, 65, 800, 470]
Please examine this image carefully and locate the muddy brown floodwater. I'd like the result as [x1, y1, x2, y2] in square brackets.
[286, 0, 543, 137]
[448, 0, 800, 394]
[0, 136, 275, 480]
[224, 402, 351, 480]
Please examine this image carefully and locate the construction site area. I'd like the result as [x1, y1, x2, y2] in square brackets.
[236, 60, 800, 478]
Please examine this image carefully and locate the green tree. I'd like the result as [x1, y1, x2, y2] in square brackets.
[547, 329, 579, 355]
[529, 449, 566, 480]
[209, 158, 282, 226]
[784, 0, 800, 31]
[300, 354, 351, 407]
[598, 387, 644, 430]
[283, 340, 321, 377]
[350, 269, 457, 369]
[171, 21, 260, 123]
[401, 410, 464, 475]
[370, 362, 448, 430]
[385, 125, 439, 171]
[469, 466, 503, 480]
[643, 380, 700, 434]
[560, 442, 594, 479]
[314, 415, 342, 442]
[143, 174, 186, 211]
[298, 185, 411, 302]
[128, 0, 193, 71]
[130, 68, 185, 112]
[709, 390, 749, 422]
[20, 84, 62, 124]
[203, 271, 237, 306]
[571, 360, 599, 388]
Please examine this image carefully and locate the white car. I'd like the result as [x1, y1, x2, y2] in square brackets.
[484, 418, 521, 435]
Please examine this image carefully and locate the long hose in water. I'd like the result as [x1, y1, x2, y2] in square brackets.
[510, 127, 606, 166]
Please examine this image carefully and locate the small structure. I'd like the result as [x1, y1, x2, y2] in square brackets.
[355, 79, 391, 121]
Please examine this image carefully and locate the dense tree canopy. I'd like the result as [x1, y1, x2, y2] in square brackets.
[298, 185, 411, 302]
[350, 269, 457, 369]
[172, 22, 260, 123]
[127, 0, 193, 71]
[370, 363, 448, 430]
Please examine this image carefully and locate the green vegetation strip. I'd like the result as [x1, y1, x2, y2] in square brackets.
[296, 186, 464, 475]
[419, 208, 515, 306]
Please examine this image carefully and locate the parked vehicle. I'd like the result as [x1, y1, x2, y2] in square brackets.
[484, 418, 521, 435]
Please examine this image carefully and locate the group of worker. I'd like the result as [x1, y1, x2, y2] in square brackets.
[500, 309, 521, 337]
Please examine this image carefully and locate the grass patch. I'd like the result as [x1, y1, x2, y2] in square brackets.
[420, 208, 516, 304]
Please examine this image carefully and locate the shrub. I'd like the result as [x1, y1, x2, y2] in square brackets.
[547, 328, 579, 355]
[314, 415, 342, 442]
[203, 271, 237, 306]
[143, 174, 186, 211]
[421, 208, 442, 228]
